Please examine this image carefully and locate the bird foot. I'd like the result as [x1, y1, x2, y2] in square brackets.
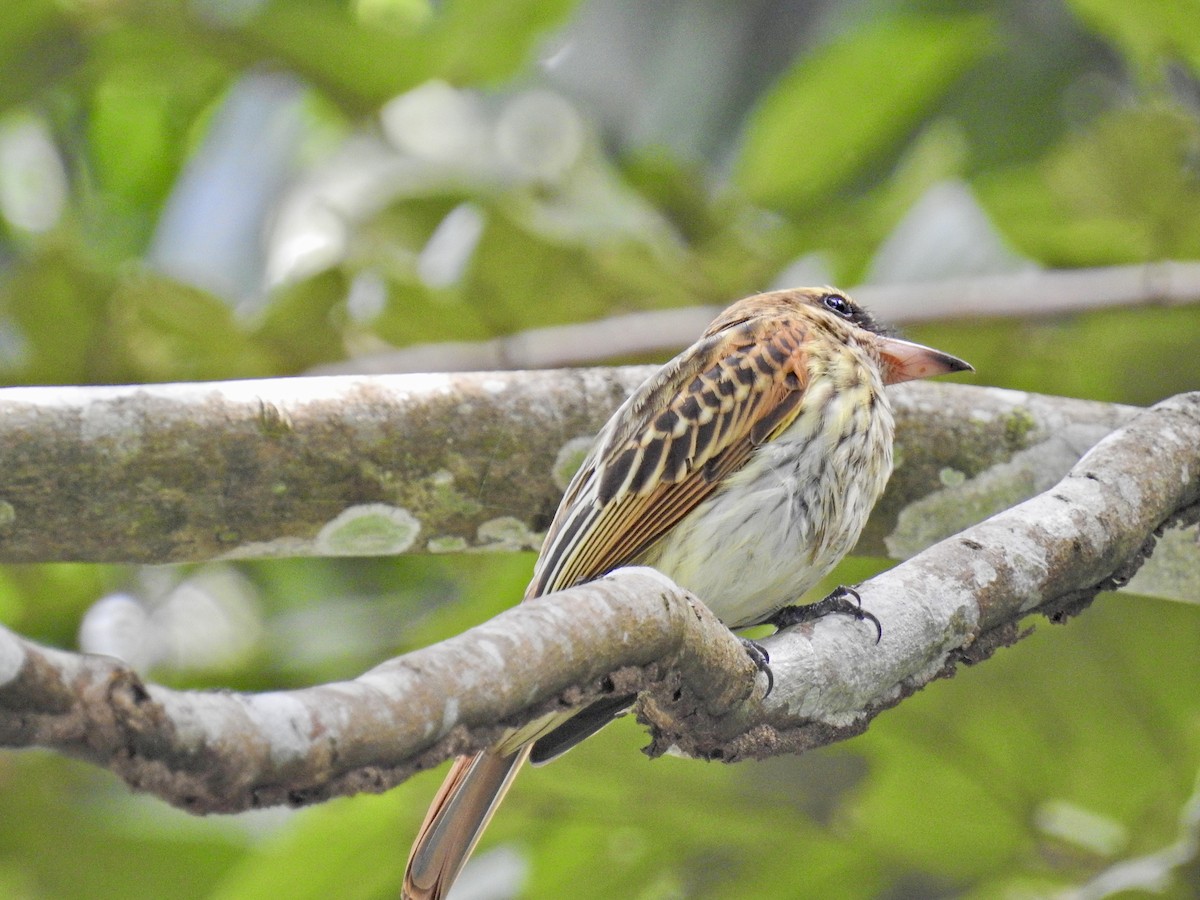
[767, 586, 882, 643]
[739, 638, 774, 697]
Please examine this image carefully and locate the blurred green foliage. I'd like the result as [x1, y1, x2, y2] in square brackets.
[736, 14, 996, 211]
[0, 0, 1198, 898]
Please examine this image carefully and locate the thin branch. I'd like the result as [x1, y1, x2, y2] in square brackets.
[313, 262, 1200, 375]
[1, 392, 1196, 813]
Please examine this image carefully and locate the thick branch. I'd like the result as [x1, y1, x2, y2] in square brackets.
[1, 393, 1196, 812]
[0, 376, 1154, 576]
[0, 369, 648, 563]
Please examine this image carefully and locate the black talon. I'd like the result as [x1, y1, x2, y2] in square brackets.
[766, 586, 883, 644]
[740, 638, 774, 697]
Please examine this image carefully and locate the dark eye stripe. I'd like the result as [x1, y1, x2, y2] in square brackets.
[820, 292, 890, 335]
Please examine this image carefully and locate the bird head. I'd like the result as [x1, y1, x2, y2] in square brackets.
[722, 287, 974, 385]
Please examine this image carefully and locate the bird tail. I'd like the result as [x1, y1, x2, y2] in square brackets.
[403, 746, 531, 900]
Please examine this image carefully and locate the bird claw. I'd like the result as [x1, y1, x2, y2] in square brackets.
[767, 586, 882, 643]
[739, 638, 774, 697]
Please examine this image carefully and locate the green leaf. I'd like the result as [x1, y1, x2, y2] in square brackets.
[106, 271, 274, 382]
[1, 241, 112, 385]
[1066, 0, 1200, 80]
[0, 756, 248, 900]
[735, 15, 994, 212]
[0, 0, 81, 112]
[86, 32, 231, 213]
[977, 106, 1200, 266]
[239, 0, 579, 112]
[421, 0, 579, 86]
[207, 792, 413, 900]
[254, 269, 350, 373]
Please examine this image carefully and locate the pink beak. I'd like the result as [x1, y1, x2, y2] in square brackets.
[876, 336, 973, 385]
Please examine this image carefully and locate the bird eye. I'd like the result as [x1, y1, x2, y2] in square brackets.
[822, 293, 853, 318]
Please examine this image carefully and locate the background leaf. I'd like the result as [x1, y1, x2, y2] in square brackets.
[735, 15, 994, 212]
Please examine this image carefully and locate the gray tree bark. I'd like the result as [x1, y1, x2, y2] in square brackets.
[1, 375, 1194, 604]
[1, 391, 1196, 814]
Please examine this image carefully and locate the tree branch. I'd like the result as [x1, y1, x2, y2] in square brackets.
[0, 375, 1158, 574]
[313, 262, 1200, 375]
[1, 393, 1196, 813]
[0, 567, 754, 812]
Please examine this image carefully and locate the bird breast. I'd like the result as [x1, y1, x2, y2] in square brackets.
[636, 370, 895, 629]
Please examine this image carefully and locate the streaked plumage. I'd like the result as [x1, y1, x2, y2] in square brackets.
[404, 288, 971, 899]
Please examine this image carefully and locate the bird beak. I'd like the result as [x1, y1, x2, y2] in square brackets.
[875, 336, 973, 385]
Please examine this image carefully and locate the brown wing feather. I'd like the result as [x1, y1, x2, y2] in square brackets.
[528, 309, 814, 599]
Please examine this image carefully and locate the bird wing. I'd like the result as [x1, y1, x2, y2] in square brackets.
[526, 309, 815, 600]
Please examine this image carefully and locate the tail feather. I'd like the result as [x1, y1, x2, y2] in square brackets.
[403, 746, 532, 900]
[530, 694, 634, 765]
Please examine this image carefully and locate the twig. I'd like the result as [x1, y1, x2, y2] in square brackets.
[312, 262, 1200, 375]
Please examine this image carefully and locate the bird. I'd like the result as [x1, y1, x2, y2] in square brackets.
[403, 287, 972, 898]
